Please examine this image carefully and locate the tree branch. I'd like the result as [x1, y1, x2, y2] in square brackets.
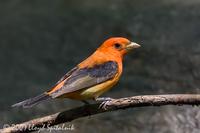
[1, 94, 200, 133]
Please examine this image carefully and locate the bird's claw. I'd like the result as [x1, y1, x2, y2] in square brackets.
[95, 97, 114, 110]
[95, 97, 114, 102]
[99, 100, 113, 110]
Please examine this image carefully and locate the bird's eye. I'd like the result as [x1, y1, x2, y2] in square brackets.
[114, 43, 122, 49]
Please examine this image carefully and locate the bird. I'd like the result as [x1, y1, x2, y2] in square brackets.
[12, 37, 140, 109]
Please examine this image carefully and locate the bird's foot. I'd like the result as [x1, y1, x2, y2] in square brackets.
[95, 97, 114, 110]
[95, 97, 114, 102]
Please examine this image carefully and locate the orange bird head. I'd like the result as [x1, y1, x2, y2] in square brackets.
[98, 37, 140, 58]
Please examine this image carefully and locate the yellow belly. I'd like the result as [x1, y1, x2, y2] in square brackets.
[60, 76, 120, 100]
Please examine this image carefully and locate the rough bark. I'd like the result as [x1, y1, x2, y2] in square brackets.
[1, 94, 200, 133]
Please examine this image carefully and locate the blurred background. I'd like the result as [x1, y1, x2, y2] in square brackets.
[0, 0, 200, 132]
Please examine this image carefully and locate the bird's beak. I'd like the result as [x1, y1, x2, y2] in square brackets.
[125, 42, 141, 50]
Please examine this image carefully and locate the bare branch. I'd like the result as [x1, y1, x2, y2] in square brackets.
[1, 94, 200, 133]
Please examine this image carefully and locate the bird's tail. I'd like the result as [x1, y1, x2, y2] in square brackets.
[12, 93, 51, 108]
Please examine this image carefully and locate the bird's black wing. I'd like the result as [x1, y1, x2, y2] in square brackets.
[50, 61, 118, 98]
